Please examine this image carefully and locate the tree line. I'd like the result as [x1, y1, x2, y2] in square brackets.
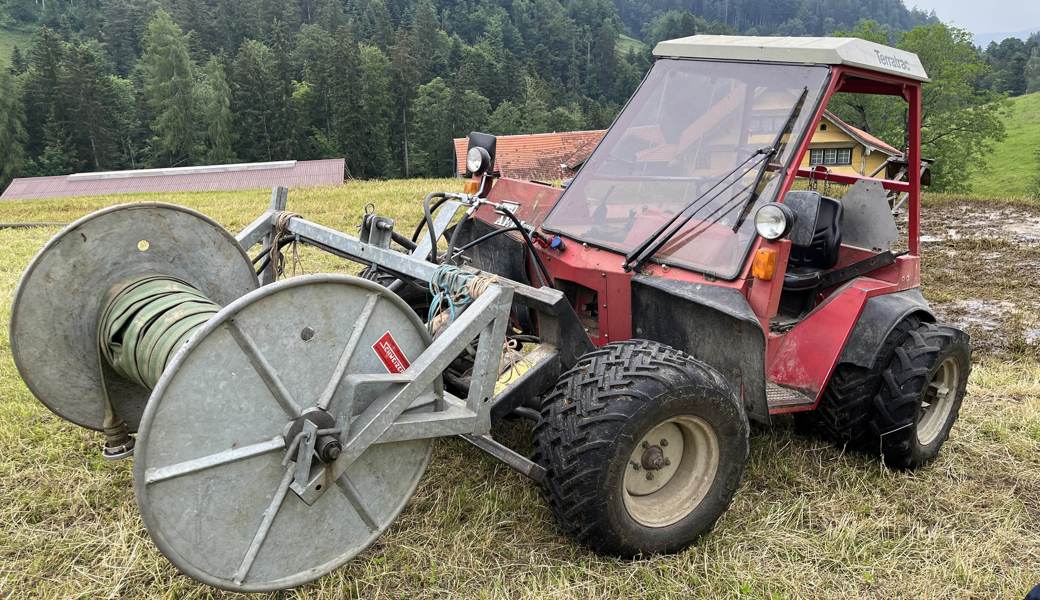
[0, 0, 1013, 193]
[0, 0, 651, 185]
[979, 34, 1040, 97]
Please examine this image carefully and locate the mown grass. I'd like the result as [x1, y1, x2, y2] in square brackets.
[967, 92, 1040, 199]
[0, 181, 1038, 599]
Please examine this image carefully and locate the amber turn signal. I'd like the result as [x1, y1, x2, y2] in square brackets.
[752, 248, 777, 280]
[463, 179, 480, 195]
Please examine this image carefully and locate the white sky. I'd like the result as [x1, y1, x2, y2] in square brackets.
[908, 0, 1040, 35]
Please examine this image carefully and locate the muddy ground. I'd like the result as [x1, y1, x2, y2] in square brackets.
[919, 199, 1040, 358]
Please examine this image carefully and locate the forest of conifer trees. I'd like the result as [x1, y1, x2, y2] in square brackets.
[1, 0, 1013, 189]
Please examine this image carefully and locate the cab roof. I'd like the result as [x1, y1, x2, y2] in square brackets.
[653, 35, 929, 83]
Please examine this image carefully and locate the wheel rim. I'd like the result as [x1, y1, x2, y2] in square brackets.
[917, 356, 959, 446]
[622, 415, 720, 528]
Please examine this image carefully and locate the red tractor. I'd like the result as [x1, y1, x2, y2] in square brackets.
[441, 34, 971, 555]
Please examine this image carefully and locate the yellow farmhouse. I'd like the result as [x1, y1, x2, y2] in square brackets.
[801, 111, 902, 177]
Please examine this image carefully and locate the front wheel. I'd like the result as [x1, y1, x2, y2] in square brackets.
[533, 340, 749, 556]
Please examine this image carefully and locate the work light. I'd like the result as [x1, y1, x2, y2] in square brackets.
[467, 147, 491, 175]
[754, 203, 795, 240]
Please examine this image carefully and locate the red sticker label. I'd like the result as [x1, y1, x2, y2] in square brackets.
[372, 331, 411, 373]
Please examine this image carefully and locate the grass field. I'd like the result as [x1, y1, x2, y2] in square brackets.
[0, 181, 1038, 599]
[618, 34, 647, 56]
[0, 26, 33, 66]
[968, 92, 1040, 198]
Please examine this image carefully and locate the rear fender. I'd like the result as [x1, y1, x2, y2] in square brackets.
[838, 288, 935, 369]
[768, 283, 933, 403]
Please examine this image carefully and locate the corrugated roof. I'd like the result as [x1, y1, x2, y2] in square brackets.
[1, 159, 345, 200]
[453, 131, 605, 181]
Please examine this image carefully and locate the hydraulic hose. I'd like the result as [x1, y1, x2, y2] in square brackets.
[98, 276, 221, 389]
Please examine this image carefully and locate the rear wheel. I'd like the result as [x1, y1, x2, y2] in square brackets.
[795, 315, 922, 444]
[800, 318, 971, 470]
[533, 340, 748, 556]
[867, 323, 971, 469]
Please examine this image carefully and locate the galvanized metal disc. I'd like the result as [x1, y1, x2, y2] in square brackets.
[134, 274, 435, 592]
[9, 203, 258, 431]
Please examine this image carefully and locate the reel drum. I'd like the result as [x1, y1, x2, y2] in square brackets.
[134, 275, 436, 591]
[10, 203, 258, 431]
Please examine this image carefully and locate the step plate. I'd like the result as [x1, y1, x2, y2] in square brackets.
[766, 382, 816, 409]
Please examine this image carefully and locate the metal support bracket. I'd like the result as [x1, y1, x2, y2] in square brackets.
[325, 285, 514, 482]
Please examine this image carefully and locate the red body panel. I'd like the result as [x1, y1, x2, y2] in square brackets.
[477, 63, 926, 416]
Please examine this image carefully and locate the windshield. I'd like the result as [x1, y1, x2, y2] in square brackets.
[542, 59, 830, 279]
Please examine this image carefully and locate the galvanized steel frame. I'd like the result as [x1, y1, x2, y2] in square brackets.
[236, 188, 566, 481]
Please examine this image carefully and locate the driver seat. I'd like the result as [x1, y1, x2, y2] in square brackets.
[783, 196, 843, 291]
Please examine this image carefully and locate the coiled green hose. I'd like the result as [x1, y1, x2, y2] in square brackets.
[99, 276, 221, 389]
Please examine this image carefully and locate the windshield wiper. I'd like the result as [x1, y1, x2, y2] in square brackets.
[622, 148, 772, 272]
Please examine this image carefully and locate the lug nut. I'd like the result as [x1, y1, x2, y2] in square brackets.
[630, 461, 640, 470]
[642, 441, 650, 449]
[645, 472, 654, 480]
[664, 458, 671, 466]
[660, 439, 668, 447]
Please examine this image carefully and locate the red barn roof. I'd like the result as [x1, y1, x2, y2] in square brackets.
[454, 131, 605, 181]
[1, 159, 345, 201]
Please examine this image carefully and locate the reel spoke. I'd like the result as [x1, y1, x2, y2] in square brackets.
[233, 466, 295, 585]
[335, 474, 379, 532]
[144, 436, 286, 484]
[316, 293, 379, 411]
[226, 320, 303, 418]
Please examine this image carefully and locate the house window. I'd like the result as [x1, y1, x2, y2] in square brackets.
[809, 147, 852, 166]
[748, 115, 787, 134]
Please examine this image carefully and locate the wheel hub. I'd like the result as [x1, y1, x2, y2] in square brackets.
[640, 445, 669, 471]
[285, 408, 342, 464]
[917, 356, 959, 446]
[622, 416, 720, 528]
[626, 423, 684, 496]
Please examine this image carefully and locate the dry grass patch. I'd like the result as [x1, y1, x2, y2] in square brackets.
[0, 184, 1038, 598]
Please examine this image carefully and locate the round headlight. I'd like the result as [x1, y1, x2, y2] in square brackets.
[754, 203, 795, 240]
[467, 147, 491, 175]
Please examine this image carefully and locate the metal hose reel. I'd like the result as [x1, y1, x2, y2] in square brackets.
[10, 202, 448, 590]
[134, 275, 435, 590]
[10, 203, 260, 434]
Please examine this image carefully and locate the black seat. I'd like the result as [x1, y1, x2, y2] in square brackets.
[783, 196, 843, 290]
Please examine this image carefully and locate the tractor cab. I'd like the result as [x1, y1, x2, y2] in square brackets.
[461, 35, 936, 420]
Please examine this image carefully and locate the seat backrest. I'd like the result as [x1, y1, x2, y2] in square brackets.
[788, 196, 843, 270]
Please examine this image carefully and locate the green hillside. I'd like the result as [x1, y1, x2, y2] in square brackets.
[969, 93, 1040, 198]
[617, 33, 646, 55]
[0, 27, 32, 65]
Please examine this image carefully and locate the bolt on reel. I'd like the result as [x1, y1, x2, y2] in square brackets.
[9, 201, 516, 590]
